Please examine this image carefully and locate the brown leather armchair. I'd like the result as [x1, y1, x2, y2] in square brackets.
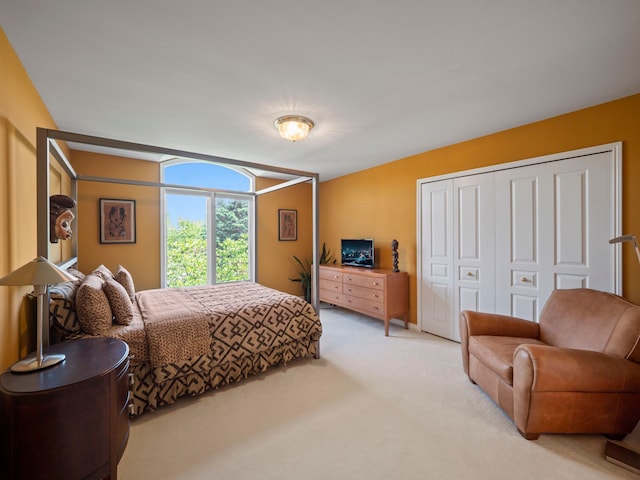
[460, 288, 640, 440]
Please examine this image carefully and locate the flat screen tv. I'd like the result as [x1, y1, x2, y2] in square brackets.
[341, 238, 375, 268]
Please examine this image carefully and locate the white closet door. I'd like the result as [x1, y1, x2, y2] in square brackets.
[452, 173, 495, 341]
[420, 180, 454, 339]
[551, 152, 617, 292]
[417, 144, 620, 340]
[495, 151, 617, 321]
[494, 163, 549, 320]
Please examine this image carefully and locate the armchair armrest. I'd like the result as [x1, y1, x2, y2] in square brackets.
[460, 310, 540, 339]
[459, 310, 540, 376]
[514, 344, 640, 392]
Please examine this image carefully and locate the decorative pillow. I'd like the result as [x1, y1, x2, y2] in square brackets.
[76, 274, 113, 335]
[66, 267, 86, 285]
[92, 264, 114, 281]
[103, 277, 134, 325]
[114, 265, 136, 302]
[49, 281, 82, 337]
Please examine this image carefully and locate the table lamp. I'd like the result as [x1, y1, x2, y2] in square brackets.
[0, 256, 76, 373]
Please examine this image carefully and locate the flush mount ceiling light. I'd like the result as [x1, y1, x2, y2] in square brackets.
[274, 115, 314, 142]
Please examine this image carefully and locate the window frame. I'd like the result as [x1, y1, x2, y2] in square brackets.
[160, 159, 255, 288]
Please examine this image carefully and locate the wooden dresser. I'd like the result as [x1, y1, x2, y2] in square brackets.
[0, 337, 130, 480]
[319, 265, 409, 335]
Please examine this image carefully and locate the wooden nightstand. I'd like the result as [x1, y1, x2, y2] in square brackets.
[0, 337, 130, 480]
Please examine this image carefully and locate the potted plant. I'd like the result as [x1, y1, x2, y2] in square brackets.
[290, 243, 336, 302]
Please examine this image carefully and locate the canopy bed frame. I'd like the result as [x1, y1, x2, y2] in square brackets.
[37, 127, 321, 307]
[36, 128, 322, 416]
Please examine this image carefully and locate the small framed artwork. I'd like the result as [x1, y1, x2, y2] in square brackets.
[100, 198, 136, 244]
[278, 209, 297, 241]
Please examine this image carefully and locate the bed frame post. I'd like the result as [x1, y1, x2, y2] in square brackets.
[36, 128, 50, 347]
[36, 128, 50, 260]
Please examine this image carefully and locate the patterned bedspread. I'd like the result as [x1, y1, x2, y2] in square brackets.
[51, 280, 322, 415]
[136, 282, 322, 370]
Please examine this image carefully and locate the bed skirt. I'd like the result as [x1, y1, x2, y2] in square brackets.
[129, 334, 319, 416]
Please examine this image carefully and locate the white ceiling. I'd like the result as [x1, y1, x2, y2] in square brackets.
[1, 1, 639, 180]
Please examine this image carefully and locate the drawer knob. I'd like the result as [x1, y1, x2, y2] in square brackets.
[372, 282, 379, 286]
[128, 402, 135, 416]
[128, 373, 135, 387]
[521, 277, 531, 283]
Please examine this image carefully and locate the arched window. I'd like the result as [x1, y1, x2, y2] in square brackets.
[161, 160, 254, 287]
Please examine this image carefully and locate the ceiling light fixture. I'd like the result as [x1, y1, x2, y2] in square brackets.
[274, 115, 314, 142]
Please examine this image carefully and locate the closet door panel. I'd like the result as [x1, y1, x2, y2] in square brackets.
[495, 164, 548, 321]
[420, 181, 454, 339]
[550, 152, 616, 292]
[512, 294, 538, 321]
[555, 274, 588, 289]
[555, 170, 586, 266]
[510, 177, 538, 264]
[452, 173, 495, 341]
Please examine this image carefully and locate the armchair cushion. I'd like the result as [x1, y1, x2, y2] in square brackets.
[470, 336, 546, 384]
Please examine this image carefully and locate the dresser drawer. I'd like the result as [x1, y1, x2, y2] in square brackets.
[320, 289, 344, 305]
[320, 269, 343, 282]
[343, 284, 384, 302]
[343, 273, 385, 290]
[342, 294, 384, 319]
[319, 279, 342, 293]
[359, 300, 385, 319]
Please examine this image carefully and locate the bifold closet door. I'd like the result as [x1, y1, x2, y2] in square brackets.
[494, 151, 617, 320]
[419, 146, 619, 341]
[420, 173, 495, 341]
[451, 173, 495, 341]
[420, 180, 454, 339]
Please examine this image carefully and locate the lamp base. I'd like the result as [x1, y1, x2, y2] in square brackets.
[10, 353, 66, 373]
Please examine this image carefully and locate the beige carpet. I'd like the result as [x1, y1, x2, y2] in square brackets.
[119, 306, 640, 479]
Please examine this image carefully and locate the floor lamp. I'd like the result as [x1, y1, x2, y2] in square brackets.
[0, 256, 76, 373]
[605, 234, 640, 474]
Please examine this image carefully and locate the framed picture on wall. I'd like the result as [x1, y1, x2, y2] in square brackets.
[100, 198, 136, 244]
[278, 209, 297, 241]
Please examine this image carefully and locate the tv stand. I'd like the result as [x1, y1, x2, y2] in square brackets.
[319, 265, 409, 336]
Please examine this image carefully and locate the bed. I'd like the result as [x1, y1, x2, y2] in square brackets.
[49, 265, 322, 416]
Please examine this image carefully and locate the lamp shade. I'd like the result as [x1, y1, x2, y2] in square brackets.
[0, 256, 76, 286]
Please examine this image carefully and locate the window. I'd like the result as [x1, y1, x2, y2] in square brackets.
[162, 160, 254, 287]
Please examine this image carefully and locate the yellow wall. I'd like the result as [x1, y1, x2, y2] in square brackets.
[71, 151, 161, 291]
[0, 28, 63, 369]
[320, 93, 640, 326]
[256, 178, 313, 296]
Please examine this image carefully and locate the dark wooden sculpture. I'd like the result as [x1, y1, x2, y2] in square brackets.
[392, 239, 399, 272]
